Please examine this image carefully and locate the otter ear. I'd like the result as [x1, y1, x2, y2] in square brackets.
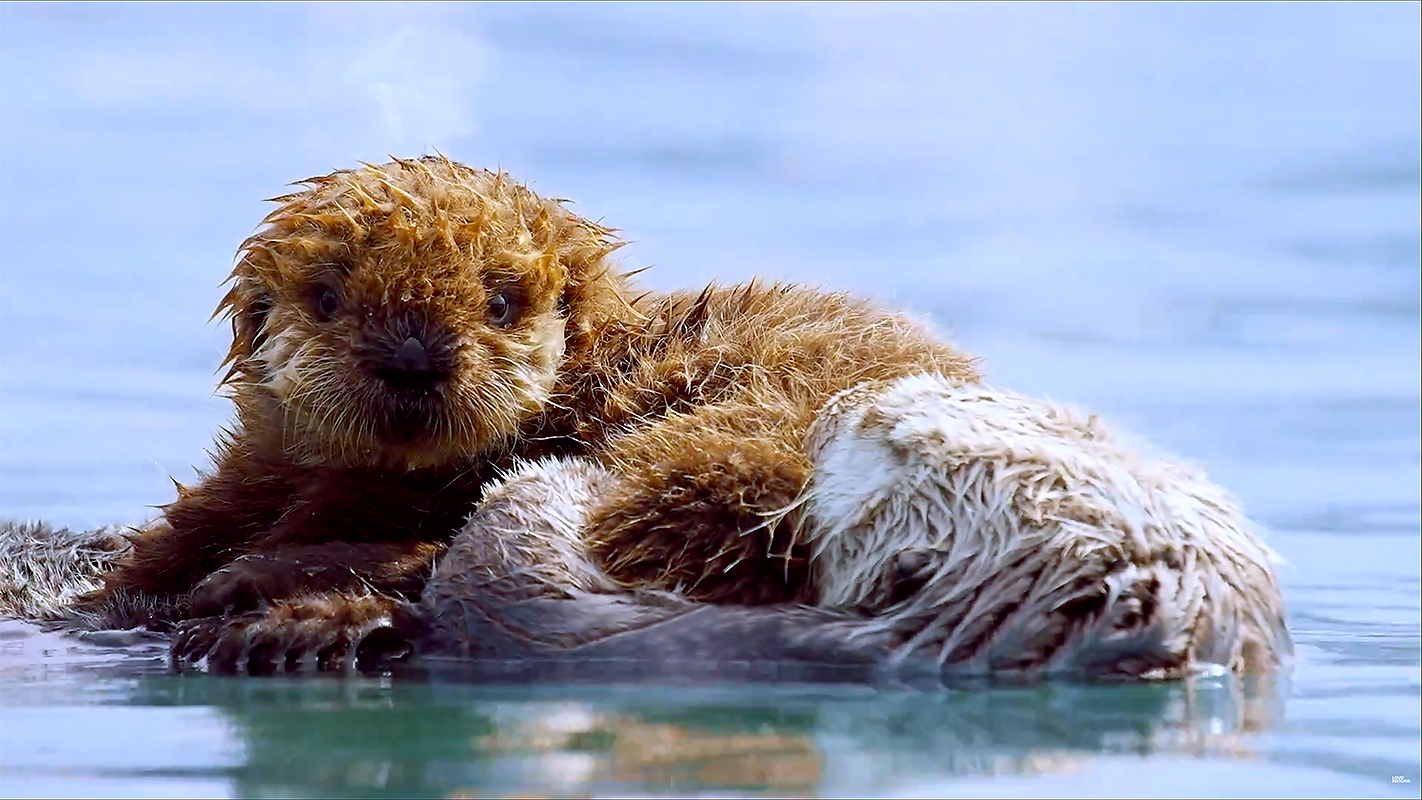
[559, 242, 634, 318]
[214, 277, 271, 385]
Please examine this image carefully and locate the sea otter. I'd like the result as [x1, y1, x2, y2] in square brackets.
[74, 156, 977, 671]
[798, 374, 1291, 678]
[73, 157, 638, 645]
[64, 156, 1285, 679]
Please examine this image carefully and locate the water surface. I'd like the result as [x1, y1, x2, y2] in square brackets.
[1, 3, 1418, 797]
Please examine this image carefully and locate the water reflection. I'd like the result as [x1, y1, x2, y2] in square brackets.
[109, 673, 1284, 798]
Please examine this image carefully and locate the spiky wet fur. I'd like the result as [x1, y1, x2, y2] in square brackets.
[0, 521, 179, 629]
[40, 155, 1287, 680]
[74, 156, 636, 629]
[802, 374, 1292, 680]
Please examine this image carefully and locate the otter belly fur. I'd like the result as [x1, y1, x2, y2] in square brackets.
[413, 457, 905, 684]
[411, 373, 1290, 682]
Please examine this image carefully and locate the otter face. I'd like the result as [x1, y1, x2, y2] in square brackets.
[217, 156, 623, 470]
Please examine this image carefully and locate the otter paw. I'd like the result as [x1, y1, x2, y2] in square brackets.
[189, 553, 348, 617]
[188, 555, 287, 617]
[170, 594, 416, 675]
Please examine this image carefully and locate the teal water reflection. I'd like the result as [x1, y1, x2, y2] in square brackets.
[5, 665, 1295, 799]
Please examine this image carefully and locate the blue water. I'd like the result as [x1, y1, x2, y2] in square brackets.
[1, 3, 1418, 797]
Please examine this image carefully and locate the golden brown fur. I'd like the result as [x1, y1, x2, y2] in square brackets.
[76, 156, 978, 671]
[77, 156, 636, 640]
[560, 284, 978, 603]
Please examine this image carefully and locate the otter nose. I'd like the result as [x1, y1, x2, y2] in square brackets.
[375, 336, 442, 389]
[394, 336, 433, 373]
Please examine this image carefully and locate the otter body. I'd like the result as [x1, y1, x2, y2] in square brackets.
[408, 457, 909, 685]
[404, 376, 1289, 683]
[77, 156, 976, 670]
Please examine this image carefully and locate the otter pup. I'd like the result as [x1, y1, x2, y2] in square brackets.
[81, 156, 979, 671]
[75, 156, 1286, 680]
[76, 157, 637, 651]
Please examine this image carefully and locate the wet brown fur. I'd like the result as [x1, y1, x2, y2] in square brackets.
[77, 156, 978, 664]
[560, 285, 979, 603]
[76, 156, 636, 631]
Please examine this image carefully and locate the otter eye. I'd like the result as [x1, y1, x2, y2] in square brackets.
[488, 291, 516, 327]
[315, 286, 340, 321]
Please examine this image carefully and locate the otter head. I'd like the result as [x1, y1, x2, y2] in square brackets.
[217, 156, 629, 470]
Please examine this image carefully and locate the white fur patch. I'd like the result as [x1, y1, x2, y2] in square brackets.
[803, 372, 1289, 676]
[255, 325, 303, 400]
[518, 315, 567, 409]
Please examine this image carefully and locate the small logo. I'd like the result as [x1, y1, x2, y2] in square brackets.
[1394, 776, 1411, 784]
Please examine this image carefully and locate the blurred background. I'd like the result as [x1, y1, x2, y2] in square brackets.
[0, 3, 1418, 797]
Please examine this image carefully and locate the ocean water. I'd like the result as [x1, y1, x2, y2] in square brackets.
[1, 2, 1418, 798]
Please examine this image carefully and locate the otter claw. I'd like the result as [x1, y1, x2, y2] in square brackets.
[168, 600, 414, 676]
[170, 613, 264, 674]
[211, 618, 262, 674]
[171, 616, 211, 668]
[169, 619, 205, 671]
